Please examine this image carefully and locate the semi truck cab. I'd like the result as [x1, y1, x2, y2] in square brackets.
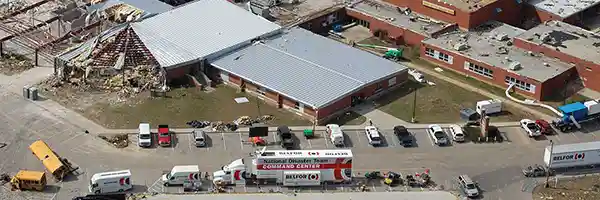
[213, 158, 247, 185]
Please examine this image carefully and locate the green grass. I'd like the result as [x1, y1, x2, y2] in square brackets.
[83, 86, 311, 129]
[376, 78, 526, 123]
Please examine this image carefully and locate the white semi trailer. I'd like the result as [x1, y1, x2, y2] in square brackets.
[544, 141, 600, 169]
[213, 148, 353, 186]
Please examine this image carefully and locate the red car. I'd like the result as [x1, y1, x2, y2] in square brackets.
[535, 120, 553, 135]
[158, 124, 171, 147]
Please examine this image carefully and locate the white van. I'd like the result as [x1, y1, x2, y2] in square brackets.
[138, 123, 152, 147]
[476, 100, 502, 115]
[89, 170, 132, 194]
[192, 129, 206, 147]
[326, 124, 344, 146]
[162, 165, 201, 186]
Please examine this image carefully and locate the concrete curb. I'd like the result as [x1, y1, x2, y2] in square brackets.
[97, 123, 520, 135]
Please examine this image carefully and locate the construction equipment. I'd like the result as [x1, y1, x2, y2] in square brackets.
[10, 170, 47, 191]
[355, 44, 403, 61]
[29, 140, 79, 181]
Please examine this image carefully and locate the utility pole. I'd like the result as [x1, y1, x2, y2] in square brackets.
[256, 95, 262, 117]
[411, 87, 418, 123]
[545, 140, 554, 188]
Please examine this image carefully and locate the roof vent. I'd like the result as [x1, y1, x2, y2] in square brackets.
[509, 61, 522, 70]
[453, 42, 469, 51]
[495, 33, 509, 41]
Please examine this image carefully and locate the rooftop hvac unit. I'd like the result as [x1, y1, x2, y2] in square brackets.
[495, 33, 509, 41]
[453, 42, 469, 51]
[509, 61, 522, 70]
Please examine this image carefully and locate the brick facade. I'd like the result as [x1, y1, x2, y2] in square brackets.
[382, 0, 524, 29]
[221, 66, 408, 123]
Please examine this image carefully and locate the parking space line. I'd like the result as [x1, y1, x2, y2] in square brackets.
[324, 135, 329, 148]
[307, 138, 312, 148]
[188, 133, 193, 152]
[272, 132, 277, 145]
[386, 132, 397, 147]
[221, 132, 227, 151]
[569, 131, 581, 141]
[239, 131, 244, 150]
[355, 131, 362, 145]
[371, 182, 376, 192]
[426, 132, 436, 146]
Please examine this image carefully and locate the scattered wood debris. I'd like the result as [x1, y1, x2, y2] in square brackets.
[533, 175, 600, 200]
[98, 134, 129, 148]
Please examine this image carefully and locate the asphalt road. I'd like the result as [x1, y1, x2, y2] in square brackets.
[1, 89, 600, 200]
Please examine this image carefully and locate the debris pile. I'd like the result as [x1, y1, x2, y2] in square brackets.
[0, 173, 10, 185]
[0, 53, 34, 75]
[98, 134, 129, 148]
[234, 115, 274, 126]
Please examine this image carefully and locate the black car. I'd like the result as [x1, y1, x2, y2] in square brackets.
[394, 126, 413, 147]
[277, 126, 295, 149]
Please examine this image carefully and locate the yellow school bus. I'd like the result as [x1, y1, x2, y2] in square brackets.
[10, 170, 47, 191]
[29, 140, 71, 180]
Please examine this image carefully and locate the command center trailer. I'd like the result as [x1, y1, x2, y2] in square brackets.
[544, 141, 600, 169]
[89, 170, 132, 194]
[213, 149, 352, 186]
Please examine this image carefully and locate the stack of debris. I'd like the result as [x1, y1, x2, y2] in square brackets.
[234, 115, 274, 126]
[98, 134, 129, 148]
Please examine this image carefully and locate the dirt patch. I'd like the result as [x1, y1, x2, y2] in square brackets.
[533, 175, 600, 200]
[98, 134, 129, 148]
[0, 53, 34, 76]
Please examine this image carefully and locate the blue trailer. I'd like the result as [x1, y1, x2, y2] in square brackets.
[552, 101, 600, 132]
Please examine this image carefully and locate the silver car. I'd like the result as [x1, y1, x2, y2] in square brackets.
[458, 175, 479, 198]
[192, 129, 206, 147]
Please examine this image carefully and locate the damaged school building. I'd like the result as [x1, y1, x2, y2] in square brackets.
[289, 0, 600, 100]
[53, 0, 408, 123]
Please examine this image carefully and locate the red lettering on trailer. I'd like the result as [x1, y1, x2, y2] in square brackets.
[257, 163, 352, 170]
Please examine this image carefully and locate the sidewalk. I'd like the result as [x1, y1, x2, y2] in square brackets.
[400, 60, 556, 121]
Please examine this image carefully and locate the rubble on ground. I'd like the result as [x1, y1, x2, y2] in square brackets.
[533, 175, 600, 200]
[234, 115, 274, 126]
[0, 53, 34, 75]
[127, 192, 157, 200]
[98, 134, 129, 148]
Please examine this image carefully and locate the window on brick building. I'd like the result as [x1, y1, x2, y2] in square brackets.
[258, 87, 267, 95]
[466, 62, 494, 78]
[425, 48, 453, 64]
[294, 102, 300, 109]
[505, 76, 535, 93]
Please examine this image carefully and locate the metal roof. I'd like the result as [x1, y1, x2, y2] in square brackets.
[131, 0, 282, 68]
[211, 28, 405, 109]
[547, 141, 600, 154]
[56, 24, 128, 62]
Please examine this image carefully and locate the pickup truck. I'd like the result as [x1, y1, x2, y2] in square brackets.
[394, 126, 413, 147]
[277, 126, 294, 149]
[158, 125, 171, 147]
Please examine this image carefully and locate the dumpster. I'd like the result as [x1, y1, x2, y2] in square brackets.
[303, 129, 314, 139]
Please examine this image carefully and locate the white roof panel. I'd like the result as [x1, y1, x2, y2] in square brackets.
[528, 0, 600, 18]
[132, 0, 282, 67]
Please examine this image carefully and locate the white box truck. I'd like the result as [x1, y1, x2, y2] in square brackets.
[213, 148, 352, 186]
[89, 170, 132, 194]
[476, 100, 502, 115]
[162, 165, 201, 186]
[544, 141, 600, 169]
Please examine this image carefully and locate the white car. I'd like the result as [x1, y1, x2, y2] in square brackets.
[408, 69, 426, 83]
[449, 124, 465, 142]
[520, 119, 542, 137]
[364, 126, 382, 146]
[427, 124, 448, 146]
